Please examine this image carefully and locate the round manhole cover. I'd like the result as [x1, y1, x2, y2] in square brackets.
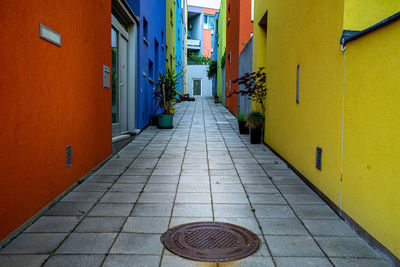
[161, 221, 260, 262]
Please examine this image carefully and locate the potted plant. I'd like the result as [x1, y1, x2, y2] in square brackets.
[246, 111, 265, 144]
[155, 67, 179, 129]
[233, 67, 268, 143]
[237, 113, 249, 134]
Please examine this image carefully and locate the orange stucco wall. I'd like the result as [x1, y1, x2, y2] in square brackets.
[203, 8, 219, 57]
[225, 0, 253, 114]
[0, 0, 112, 241]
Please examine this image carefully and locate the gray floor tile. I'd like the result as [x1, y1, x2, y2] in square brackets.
[132, 203, 173, 217]
[73, 183, 111, 192]
[45, 202, 94, 216]
[315, 236, 382, 258]
[176, 192, 211, 203]
[276, 184, 313, 194]
[177, 183, 210, 192]
[75, 217, 125, 233]
[212, 183, 245, 193]
[0, 233, 67, 254]
[122, 217, 170, 233]
[56, 233, 117, 254]
[173, 204, 212, 217]
[44, 255, 105, 267]
[170, 217, 213, 227]
[303, 219, 357, 237]
[180, 175, 210, 184]
[144, 183, 177, 192]
[248, 193, 286, 204]
[148, 175, 179, 184]
[274, 257, 332, 267]
[291, 205, 337, 219]
[25, 216, 81, 233]
[100, 192, 139, 203]
[89, 203, 132, 217]
[330, 257, 391, 267]
[212, 193, 249, 204]
[109, 183, 144, 193]
[138, 192, 175, 203]
[213, 204, 253, 218]
[219, 257, 274, 267]
[103, 255, 161, 267]
[241, 176, 273, 184]
[161, 255, 217, 267]
[61, 192, 103, 203]
[259, 218, 308, 236]
[284, 194, 325, 205]
[110, 233, 163, 255]
[266, 236, 324, 257]
[215, 217, 262, 235]
[0, 255, 48, 267]
[245, 184, 279, 194]
[253, 205, 296, 219]
[116, 175, 149, 184]
[211, 176, 241, 184]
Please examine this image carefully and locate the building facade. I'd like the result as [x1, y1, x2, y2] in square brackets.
[0, 0, 117, 244]
[216, 0, 227, 102]
[127, 0, 166, 130]
[225, 0, 253, 115]
[253, 0, 400, 262]
[166, 0, 176, 71]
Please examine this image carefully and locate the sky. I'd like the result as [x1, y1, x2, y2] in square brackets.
[187, 0, 221, 10]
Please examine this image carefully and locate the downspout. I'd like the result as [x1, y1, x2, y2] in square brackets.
[340, 43, 346, 217]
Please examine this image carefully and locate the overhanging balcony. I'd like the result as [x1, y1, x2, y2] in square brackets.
[187, 39, 201, 50]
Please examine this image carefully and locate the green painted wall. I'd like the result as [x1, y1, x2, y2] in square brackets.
[166, 0, 176, 71]
[216, 0, 226, 99]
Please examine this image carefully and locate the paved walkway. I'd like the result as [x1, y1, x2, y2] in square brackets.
[0, 98, 391, 266]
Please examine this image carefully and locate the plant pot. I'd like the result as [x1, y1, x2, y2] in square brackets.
[250, 127, 262, 144]
[177, 99, 182, 103]
[169, 108, 175, 115]
[151, 115, 158, 125]
[157, 114, 173, 129]
[238, 120, 249, 134]
[214, 96, 220, 103]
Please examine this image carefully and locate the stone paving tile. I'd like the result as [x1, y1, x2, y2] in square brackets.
[173, 204, 213, 217]
[73, 182, 111, 192]
[116, 175, 149, 184]
[329, 257, 391, 267]
[266, 236, 325, 257]
[248, 193, 286, 205]
[213, 204, 253, 218]
[144, 183, 177, 192]
[315, 236, 382, 258]
[175, 192, 211, 203]
[88, 203, 133, 217]
[103, 255, 161, 267]
[138, 192, 175, 203]
[61, 191, 103, 203]
[75, 217, 126, 233]
[303, 219, 357, 237]
[0, 233, 67, 254]
[56, 233, 117, 254]
[25, 216, 81, 233]
[46, 202, 94, 216]
[219, 256, 274, 267]
[170, 217, 213, 227]
[259, 218, 308, 236]
[122, 217, 170, 233]
[100, 192, 139, 203]
[253, 204, 297, 219]
[110, 233, 163, 255]
[161, 255, 217, 267]
[291, 205, 338, 219]
[43, 255, 105, 267]
[0, 255, 49, 267]
[273, 257, 332, 267]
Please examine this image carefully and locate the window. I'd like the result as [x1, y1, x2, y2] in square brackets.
[143, 17, 148, 40]
[251, 0, 254, 21]
[148, 60, 154, 80]
[204, 15, 215, 30]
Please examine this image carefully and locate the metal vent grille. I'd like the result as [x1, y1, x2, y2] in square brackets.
[316, 147, 322, 170]
[66, 145, 72, 167]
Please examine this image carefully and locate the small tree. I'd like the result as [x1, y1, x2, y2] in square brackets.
[207, 60, 217, 79]
[155, 67, 180, 114]
[232, 67, 268, 113]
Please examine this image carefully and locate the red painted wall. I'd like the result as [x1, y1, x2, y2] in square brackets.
[225, 0, 253, 115]
[203, 8, 219, 57]
[0, 0, 112, 241]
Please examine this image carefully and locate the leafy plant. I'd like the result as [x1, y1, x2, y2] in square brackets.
[246, 111, 265, 129]
[221, 50, 226, 68]
[207, 60, 218, 79]
[188, 53, 211, 64]
[155, 67, 180, 114]
[237, 113, 247, 121]
[233, 67, 268, 113]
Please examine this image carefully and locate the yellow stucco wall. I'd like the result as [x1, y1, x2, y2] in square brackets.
[344, 0, 400, 30]
[254, 0, 400, 258]
[253, 0, 345, 205]
[344, 19, 400, 257]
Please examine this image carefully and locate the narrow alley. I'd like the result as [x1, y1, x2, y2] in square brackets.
[0, 98, 389, 267]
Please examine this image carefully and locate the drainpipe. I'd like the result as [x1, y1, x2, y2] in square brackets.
[339, 43, 346, 217]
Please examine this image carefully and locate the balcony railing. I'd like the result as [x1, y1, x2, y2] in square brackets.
[187, 39, 201, 48]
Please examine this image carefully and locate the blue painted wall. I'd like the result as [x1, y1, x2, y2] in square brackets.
[127, 0, 166, 129]
[212, 12, 219, 96]
[176, 0, 183, 93]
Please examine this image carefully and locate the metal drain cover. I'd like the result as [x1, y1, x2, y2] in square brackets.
[161, 222, 260, 262]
